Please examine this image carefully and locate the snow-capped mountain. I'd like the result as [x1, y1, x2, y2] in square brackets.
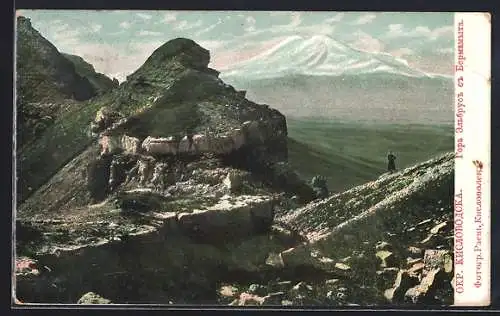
[220, 35, 436, 80]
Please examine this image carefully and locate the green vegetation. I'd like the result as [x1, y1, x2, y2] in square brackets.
[287, 118, 453, 193]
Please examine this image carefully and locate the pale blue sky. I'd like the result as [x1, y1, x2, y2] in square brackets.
[17, 10, 455, 81]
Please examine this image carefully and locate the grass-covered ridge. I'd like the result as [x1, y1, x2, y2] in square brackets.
[286, 117, 453, 193]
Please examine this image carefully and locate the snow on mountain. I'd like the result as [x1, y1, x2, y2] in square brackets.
[220, 35, 435, 80]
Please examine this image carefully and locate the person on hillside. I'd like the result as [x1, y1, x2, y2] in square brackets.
[387, 151, 397, 173]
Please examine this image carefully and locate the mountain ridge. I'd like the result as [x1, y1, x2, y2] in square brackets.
[220, 34, 440, 81]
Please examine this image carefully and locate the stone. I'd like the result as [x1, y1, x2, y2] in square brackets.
[423, 249, 453, 274]
[142, 136, 179, 155]
[98, 134, 122, 156]
[407, 262, 425, 277]
[137, 158, 155, 184]
[212, 135, 234, 155]
[229, 128, 246, 150]
[375, 241, 393, 251]
[404, 268, 443, 303]
[280, 245, 314, 267]
[275, 280, 292, 291]
[376, 267, 400, 289]
[265, 252, 284, 268]
[429, 221, 449, 234]
[237, 292, 265, 305]
[407, 246, 423, 256]
[383, 270, 419, 303]
[219, 285, 238, 298]
[77, 292, 112, 304]
[223, 171, 243, 193]
[247, 284, 267, 296]
[290, 281, 313, 296]
[262, 292, 285, 305]
[178, 135, 195, 154]
[121, 135, 141, 154]
[325, 279, 340, 286]
[375, 250, 396, 268]
[334, 262, 351, 271]
[406, 257, 423, 266]
[242, 120, 264, 143]
[176, 195, 274, 240]
[192, 133, 210, 153]
[150, 163, 168, 190]
[281, 300, 294, 306]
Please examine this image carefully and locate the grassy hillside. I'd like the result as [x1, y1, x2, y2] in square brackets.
[287, 117, 453, 193]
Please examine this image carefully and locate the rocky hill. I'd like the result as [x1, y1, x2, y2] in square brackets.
[16, 16, 99, 149]
[15, 25, 454, 306]
[62, 53, 118, 95]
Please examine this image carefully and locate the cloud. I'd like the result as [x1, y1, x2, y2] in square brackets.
[324, 12, 344, 23]
[136, 12, 152, 20]
[351, 13, 377, 25]
[65, 40, 164, 82]
[162, 12, 177, 24]
[287, 12, 303, 28]
[387, 23, 404, 36]
[119, 21, 131, 29]
[245, 16, 257, 32]
[437, 47, 453, 54]
[269, 11, 289, 17]
[91, 24, 102, 33]
[351, 30, 385, 52]
[173, 20, 203, 31]
[195, 18, 223, 36]
[385, 25, 453, 41]
[137, 30, 163, 36]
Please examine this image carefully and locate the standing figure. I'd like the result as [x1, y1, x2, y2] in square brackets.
[387, 151, 397, 173]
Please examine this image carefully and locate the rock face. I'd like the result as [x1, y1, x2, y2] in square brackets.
[177, 195, 275, 241]
[15, 16, 98, 149]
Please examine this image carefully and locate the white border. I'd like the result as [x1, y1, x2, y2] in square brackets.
[453, 12, 491, 307]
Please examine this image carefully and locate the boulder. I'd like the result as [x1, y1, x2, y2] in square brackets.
[223, 171, 243, 193]
[242, 120, 264, 143]
[212, 135, 234, 155]
[375, 250, 397, 268]
[121, 135, 141, 154]
[98, 134, 122, 156]
[404, 268, 444, 304]
[192, 133, 210, 153]
[77, 292, 112, 304]
[384, 270, 419, 303]
[423, 249, 453, 274]
[176, 195, 274, 240]
[229, 128, 246, 150]
[178, 135, 195, 154]
[142, 136, 179, 155]
[247, 284, 267, 296]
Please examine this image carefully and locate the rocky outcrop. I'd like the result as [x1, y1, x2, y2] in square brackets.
[18, 35, 288, 205]
[16, 16, 97, 149]
[177, 195, 275, 241]
[62, 53, 118, 95]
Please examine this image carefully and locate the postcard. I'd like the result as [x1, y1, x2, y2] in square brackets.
[13, 10, 491, 307]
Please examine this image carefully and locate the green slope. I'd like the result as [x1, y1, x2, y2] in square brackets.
[287, 118, 454, 193]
